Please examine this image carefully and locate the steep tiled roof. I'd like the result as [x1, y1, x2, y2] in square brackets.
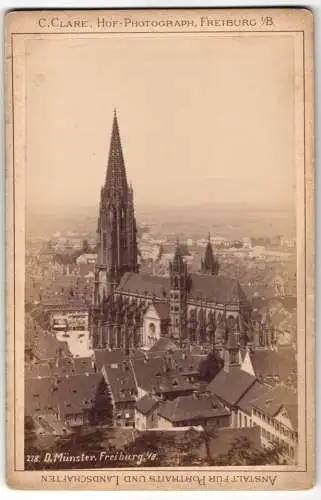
[238, 381, 267, 414]
[25, 377, 55, 415]
[158, 393, 230, 424]
[41, 275, 92, 308]
[136, 395, 159, 415]
[153, 302, 170, 320]
[130, 356, 198, 395]
[207, 367, 256, 406]
[118, 273, 169, 298]
[52, 357, 94, 377]
[94, 348, 126, 371]
[250, 385, 298, 430]
[103, 362, 137, 403]
[250, 349, 297, 386]
[190, 273, 247, 304]
[26, 357, 94, 380]
[118, 272, 247, 305]
[54, 373, 104, 416]
[25, 372, 106, 418]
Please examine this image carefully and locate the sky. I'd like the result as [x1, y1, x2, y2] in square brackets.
[25, 33, 295, 211]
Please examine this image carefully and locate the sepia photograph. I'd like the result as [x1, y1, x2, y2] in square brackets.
[5, 8, 314, 490]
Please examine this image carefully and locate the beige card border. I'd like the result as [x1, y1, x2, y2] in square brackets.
[5, 8, 315, 490]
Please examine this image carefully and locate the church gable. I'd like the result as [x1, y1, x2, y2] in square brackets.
[142, 304, 163, 350]
[240, 349, 255, 376]
[144, 303, 161, 322]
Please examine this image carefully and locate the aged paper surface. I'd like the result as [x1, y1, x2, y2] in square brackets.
[5, 8, 314, 490]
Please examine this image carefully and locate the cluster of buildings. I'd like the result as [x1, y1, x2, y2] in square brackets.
[26, 314, 298, 463]
[25, 111, 298, 466]
[49, 232, 97, 254]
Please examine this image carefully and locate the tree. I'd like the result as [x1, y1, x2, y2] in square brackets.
[214, 436, 287, 466]
[199, 351, 223, 382]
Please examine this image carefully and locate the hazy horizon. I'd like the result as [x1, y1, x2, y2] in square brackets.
[25, 34, 296, 211]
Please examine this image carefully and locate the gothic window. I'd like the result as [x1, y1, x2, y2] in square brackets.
[174, 277, 179, 288]
[149, 323, 156, 335]
[230, 351, 237, 364]
[227, 315, 235, 330]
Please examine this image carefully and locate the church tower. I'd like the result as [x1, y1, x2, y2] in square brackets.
[201, 233, 219, 275]
[95, 110, 138, 304]
[223, 328, 241, 373]
[169, 242, 189, 341]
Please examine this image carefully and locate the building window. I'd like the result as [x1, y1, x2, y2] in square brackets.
[149, 323, 156, 335]
[239, 414, 242, 427]
[244, 416, 247, 427]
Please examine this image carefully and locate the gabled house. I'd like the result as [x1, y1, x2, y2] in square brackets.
[102, 361, 137, 427]
[250, 385, 298, 463]
[135, 395, 159, 430]
[157, 392, 230, 429]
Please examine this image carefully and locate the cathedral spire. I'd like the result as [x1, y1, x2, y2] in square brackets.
[105, 109, 128, 195]
[201, 233, 219, 276]
[172, 239, 184, 271]
[95, 110, 138, 298]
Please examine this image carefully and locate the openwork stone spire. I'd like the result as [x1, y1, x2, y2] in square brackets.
[105, 109, 128, 197]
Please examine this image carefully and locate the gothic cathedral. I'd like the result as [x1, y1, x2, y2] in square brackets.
[90, 111, 260, 352]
